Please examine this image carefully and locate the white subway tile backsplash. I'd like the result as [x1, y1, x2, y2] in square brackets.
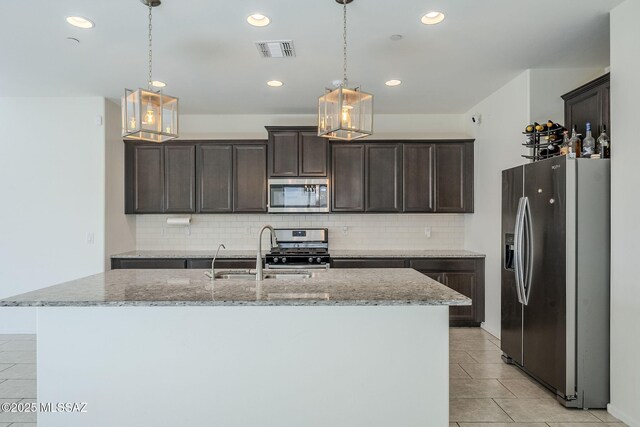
[135, 214, 466, 251]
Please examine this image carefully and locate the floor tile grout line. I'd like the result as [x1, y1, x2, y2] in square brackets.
[491, 397, 516, 423]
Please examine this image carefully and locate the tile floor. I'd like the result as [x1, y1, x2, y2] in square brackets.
[449, 327, 626, 427]
[0, 334, 36, 426]
[0, 330, 627, 426]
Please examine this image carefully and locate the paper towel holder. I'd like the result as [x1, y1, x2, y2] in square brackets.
[165, 216, 191, 236]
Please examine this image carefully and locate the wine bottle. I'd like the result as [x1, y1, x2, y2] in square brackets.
[525, 122, 538, 133]
[535, 122, 545, 132]
[568, 126, 582, 159]
[582, 122, 595, 158]
[597, 125, 610, 159]
[560, 130, 570, 156]
[546, 120, 561, 132]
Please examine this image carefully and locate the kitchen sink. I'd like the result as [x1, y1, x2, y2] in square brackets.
[211, 270, 312, 280]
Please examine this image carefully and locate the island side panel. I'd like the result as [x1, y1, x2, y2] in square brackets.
[38, 305, 449, 427]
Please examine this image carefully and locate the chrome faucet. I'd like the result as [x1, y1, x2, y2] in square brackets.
[256, 225, 277, 281]
[210, 244, 226, 280]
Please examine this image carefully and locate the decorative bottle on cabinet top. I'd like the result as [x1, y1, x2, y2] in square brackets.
[597, 125, 610, 159]
[582, 122, 595, 158]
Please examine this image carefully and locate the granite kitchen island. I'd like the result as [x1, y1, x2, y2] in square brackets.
[1, 268, 470, 427]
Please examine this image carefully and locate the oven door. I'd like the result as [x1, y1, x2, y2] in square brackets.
[268, 179, 329, 213]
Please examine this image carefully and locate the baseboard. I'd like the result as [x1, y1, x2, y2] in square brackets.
[481, 322, 500, 340]
[608, 403, 639, 427]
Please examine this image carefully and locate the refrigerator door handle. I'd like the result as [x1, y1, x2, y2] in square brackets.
[514, 197, 525, 304]
[522, 197, 533, 305]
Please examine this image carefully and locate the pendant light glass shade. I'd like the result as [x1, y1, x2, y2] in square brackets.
[122, 88, 178, 143]
[122, 0, 179, 143]
[318, 85, 373, 140]
[317, 0, 373, 141]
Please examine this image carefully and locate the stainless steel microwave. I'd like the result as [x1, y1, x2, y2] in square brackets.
[268, 178, 330, 213]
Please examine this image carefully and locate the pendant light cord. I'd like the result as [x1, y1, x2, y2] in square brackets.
[148, 4, 153, 89]
[342, 0, 348, 87]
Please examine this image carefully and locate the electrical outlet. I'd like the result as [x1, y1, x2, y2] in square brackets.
[342, 226, 349, 235]
[86, 232, 95, 244]
[245, 226, 252, 235]
[424, 227, 432, 238]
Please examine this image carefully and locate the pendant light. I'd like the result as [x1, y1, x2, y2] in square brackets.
[122, 0, 179, 143]
[318, 0, 373, 141]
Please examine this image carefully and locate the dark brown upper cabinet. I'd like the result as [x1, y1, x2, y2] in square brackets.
[266, 126, 328, 177]
[233, 144, 267, 212]
[164, 145, 196, 213]
[365, 144, 403, 212]
[197, 144, 233, 213]
[126, 144, 196, 214]
[331, 144, 365, 212]
[403, 144, 435, 212]
[562, 73, 610, 139]
[434, 142, 474, 213]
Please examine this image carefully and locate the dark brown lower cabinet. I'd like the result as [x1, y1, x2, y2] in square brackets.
[187, 259, 256, 269]
[110, 259, 187, 269]
[409, 258, 485, 326]
[111, 258, 256, 270]
[332, 257, 485, 326]
[331, 259, 406, 269]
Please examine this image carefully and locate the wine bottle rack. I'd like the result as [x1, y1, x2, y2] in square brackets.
[522, 129, 562, 162]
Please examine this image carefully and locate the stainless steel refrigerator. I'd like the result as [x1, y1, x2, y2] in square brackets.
[501, 156, 610, 409]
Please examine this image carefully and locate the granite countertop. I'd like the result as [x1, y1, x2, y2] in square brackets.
[111, 249, 484, 259]
[0, 268, 471, 307]
[112, 250, 257, 259]
[330, 250, 485, 258]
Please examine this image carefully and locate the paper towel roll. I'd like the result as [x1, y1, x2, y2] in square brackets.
[166, 217, 191, 226]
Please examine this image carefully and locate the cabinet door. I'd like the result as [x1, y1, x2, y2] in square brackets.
[435, 143, 473, 213]
[269, 131, 299, 177]
[164, 145, 196, 213]
[198, 145, 233, 213]
[129, 145, 164, 213]
[299, 132, 328, 176]
[565, 89, 601, 140]
[562, 73, 610, 139]
[403, 144, 434, 212]
[234, 145, 267, 212]
[444, 273, 476, 322]
[331, 144, 365, 212]
[365, 144, 402, 212]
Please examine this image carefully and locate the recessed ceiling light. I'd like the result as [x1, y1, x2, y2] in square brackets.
[385, 80, 402, 87]
[267, 80, 284, 87]
[151, 80, 167, 88]
[66, 37, 80, 44]
[66, 16, 94, 29]
[421, 11, 445, 25]
[247, 14, 270, 27]
[389, 34, 403, 41]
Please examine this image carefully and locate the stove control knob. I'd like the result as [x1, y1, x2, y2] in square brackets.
[316, 257, 322, 263]
[282, 257, 287, 263]
[309, 257, 313, 263]
[273, 257, 278, 263]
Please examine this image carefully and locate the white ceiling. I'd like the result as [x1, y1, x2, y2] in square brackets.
[0, 0, 622, 114]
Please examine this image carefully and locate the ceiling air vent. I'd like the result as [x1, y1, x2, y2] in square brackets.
[255, 40, 296, 58]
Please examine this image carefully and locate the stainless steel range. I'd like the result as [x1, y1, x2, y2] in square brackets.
[265, 228, 330, 269]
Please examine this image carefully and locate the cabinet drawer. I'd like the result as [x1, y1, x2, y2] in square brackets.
[187, 259, 256, 269]
[409, 259, 475, 272]
[331, 258, 407, 268]
[112, 259, 187, 269]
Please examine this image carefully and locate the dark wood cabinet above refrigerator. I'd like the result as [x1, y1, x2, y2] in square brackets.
[562, 73, 610, 139]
